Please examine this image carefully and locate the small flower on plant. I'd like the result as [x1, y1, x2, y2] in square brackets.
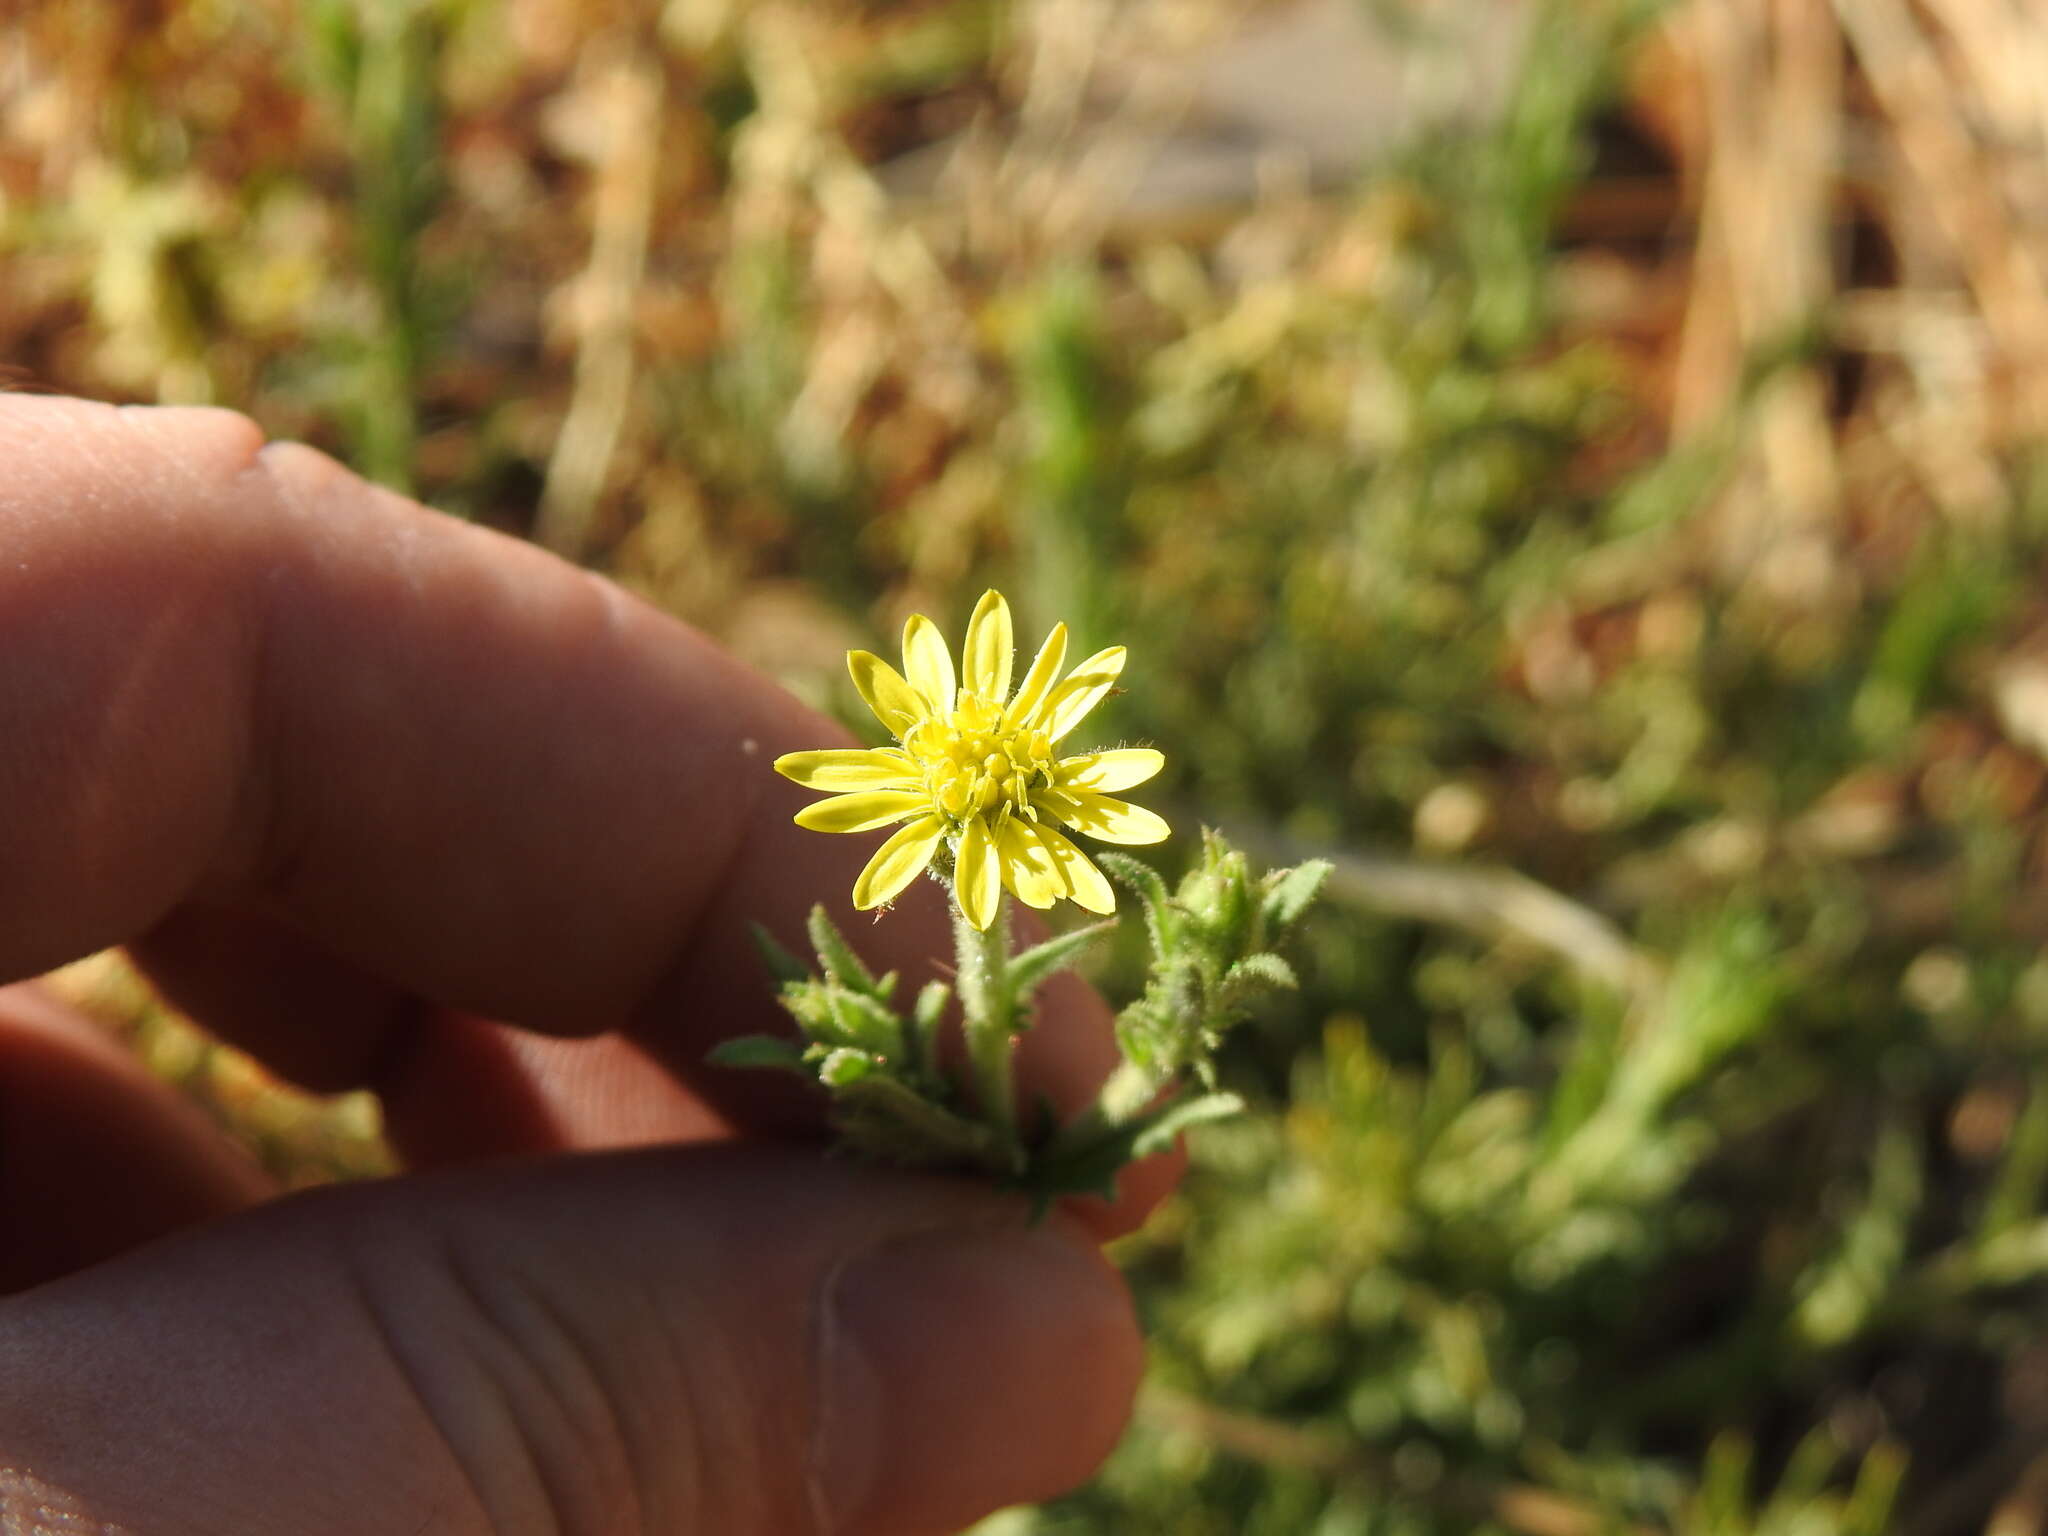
[726, 588, 1325, 1198]
[773, 589, 1168, 930]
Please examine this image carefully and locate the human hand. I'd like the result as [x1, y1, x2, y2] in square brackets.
[0, 397, 1169, 1535]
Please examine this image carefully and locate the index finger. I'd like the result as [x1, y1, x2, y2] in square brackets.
[0, 397, 1124, 1131]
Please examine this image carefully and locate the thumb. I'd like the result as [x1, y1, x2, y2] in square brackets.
[0, 1144, 1141, 1536]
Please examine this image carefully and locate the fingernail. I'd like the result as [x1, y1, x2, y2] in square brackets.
[812, 1222, 1140, 1535]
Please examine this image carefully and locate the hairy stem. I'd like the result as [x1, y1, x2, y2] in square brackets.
[836, 1076, 1009, 1172]
[954, 892, 1024, 1172]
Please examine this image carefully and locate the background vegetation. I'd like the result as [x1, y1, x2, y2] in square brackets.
[9, 0, 2048, 1529]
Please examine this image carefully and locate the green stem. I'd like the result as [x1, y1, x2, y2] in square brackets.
[954, 892, 1024, 1172]
[1041, 1058, 1170, 1172]
[836, 1077, 1008, 1173]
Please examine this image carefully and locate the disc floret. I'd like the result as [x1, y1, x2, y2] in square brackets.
[909, 697, 1054, 824]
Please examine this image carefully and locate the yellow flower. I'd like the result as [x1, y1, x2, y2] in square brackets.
[775, 589, 1168, 930]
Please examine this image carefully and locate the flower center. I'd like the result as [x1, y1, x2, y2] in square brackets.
[905, 693, 1056, 824]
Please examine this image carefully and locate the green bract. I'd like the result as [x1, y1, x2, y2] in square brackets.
[713, 830, 1328, 1203]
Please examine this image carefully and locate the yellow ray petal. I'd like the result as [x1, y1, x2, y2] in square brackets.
[794, 790, 930, 834]
[1038, 827, 1116, 914]
[1005, 622, 1068, 727]
[955, 817, 1001, 930]
[853, 815, 945, 909]
[900, 613, 956, 715]
[1055, 747, 1164, 794]
[962, 589, 1015, 702]
[773, 748, 919, 792]
[1037, 787, 1170, 845]
[996, 817, 1067, 909]
[1033, 646, 1127, 742]
[848, 651, 930, 738]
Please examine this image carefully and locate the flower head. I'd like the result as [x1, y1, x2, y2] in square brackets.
[775, 589, 1168, 929]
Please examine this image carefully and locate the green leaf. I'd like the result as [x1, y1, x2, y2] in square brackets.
[1007, 919, 1116, 1000]
[1098, 850, 1170, 905]
[749, 923, 812, 986]
[706, 1035, 810, 1074]
[823, 987, 906, 1058]
[1181, 834, 1252, 935]
[1975, 1064, 2048, 1247]
[808, 905, 883, 994]
[912, 980, 951, 1036]
[1017, 1091, 1248, 1205]
[1767, 1425, 1842, 1514]
[1098, 852, 1177, 957]
[1841, 1442, 1907, 1536]
[1129, 1092, 1245, 1158]
[910, 980, 952, 1077]
[1852, 529, 2014, 749]
[1222, 952, 1298, 995]
[831, 1075, 1004, 1172]
[776, 979, 838, 1034]
[1260, 859, 1332, 932]
[819, 1047, 880, 1086]
[1790, 1118, 1922, 1350]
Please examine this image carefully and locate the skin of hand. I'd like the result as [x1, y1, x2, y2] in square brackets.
[0, 396, 1179, 1536]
